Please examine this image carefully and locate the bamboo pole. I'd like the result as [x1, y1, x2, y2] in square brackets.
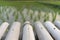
[54, 20, 60, 29]
[22, 21, 35, 40]
[5, 22, 21, 40]
[44, 21, 60, 40]
[0, 22, 9, 39]
[34, 21, 53, 40]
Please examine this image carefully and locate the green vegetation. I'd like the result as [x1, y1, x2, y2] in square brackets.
[0, 1, 60, 24]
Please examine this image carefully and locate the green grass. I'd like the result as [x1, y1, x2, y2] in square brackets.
[0, 1, 59, 11]
[0, 1, 59, 24]
[40, 1, 60, 5]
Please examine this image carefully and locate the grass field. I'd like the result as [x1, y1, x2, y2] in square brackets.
[40, 1, 60, 5]
[0, 1, 60, 12]
[0, 1, 60, 24]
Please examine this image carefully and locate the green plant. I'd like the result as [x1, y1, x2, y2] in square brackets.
[52, 12, 57, 22]
[0, 6, 58, 24]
